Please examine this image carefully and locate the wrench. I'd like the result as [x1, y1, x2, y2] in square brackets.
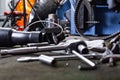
[0, 39, 88, 55]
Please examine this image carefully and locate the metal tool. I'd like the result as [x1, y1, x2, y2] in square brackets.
[78, 64, 97, 70]
[17, 52, 102, 65]
[0, 39, 88, 55]
[72, 50, 95, 67]
[98, 47, 120, 66]
[17, 54, 79, 65]
[17, 56, 39, 62]
[102, 35, 120, 66]
[27, 42, 49, 47]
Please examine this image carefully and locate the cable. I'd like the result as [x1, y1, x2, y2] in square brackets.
[25, 20, 64, 37]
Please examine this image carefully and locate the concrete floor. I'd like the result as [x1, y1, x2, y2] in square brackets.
[0, 46, 120, 80]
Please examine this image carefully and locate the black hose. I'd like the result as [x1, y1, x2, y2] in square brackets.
[0, 28, 42, 47]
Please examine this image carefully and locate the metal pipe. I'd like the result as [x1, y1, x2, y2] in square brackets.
[72, 50, 96, 67]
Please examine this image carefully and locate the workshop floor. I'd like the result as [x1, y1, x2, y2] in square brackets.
[0, 36, 120, 80]
[0, 54, 120, 80]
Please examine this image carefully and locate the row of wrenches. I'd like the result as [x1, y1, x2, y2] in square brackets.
[0, 36, 119, 70]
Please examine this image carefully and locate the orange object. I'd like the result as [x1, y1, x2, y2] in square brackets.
[15, 0, 36, 31]
[4, 11, 23, 16]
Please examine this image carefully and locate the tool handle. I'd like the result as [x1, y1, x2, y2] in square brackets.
[0, 44, 68, 55]
[72, 50, 95, 67]
[17, 57, 39, 62]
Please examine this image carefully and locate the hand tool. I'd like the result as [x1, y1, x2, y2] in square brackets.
[0, 39, 88, 55]
[17, 52, 101, 66]
[27, 42, 49, 47]
[72, 50, 95, 67]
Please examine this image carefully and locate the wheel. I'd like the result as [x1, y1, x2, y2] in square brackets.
[74, 0, 120, 40]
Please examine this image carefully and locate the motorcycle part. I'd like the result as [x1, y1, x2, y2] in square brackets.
[75, 0, 120, 40]
[0, 28, 63, 47]
[74, 0, 95, 40]
[25, 20, 65, 44]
